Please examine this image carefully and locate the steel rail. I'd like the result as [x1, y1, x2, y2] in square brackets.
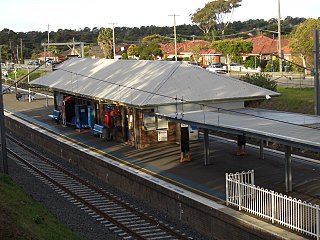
[6, 134, 191, 240]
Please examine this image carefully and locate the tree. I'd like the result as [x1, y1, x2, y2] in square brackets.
[97, 28, 113, 59]
[190, 7, 216, 35]
[211, 38, 252, 63]
[189, 44, 205, 64]
[141, 34, 165, 44]
[121, 52, 128, 60]
[138, 42, 163, 60]
[0, 45, 11, 62]
[289, 18, 320, 71]
[191, 0, 242, 36]
[127, 44, 139, 59]
[83, 45, 91, 58]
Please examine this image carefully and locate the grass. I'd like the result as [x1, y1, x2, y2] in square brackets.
[0, 173, 83, 240]
[255, 87, 315, 115]
[7, 69, 46, 82]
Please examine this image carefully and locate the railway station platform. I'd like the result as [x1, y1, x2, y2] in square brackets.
[3, 91, 320, 239]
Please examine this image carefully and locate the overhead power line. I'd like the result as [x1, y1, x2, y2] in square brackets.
[55, 66, 320, 131]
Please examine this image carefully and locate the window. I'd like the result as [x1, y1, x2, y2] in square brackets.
[157, 116, 168, 130]
[143, 113, 156, 131]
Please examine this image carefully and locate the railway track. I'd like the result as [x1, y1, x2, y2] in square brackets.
[6, 134, 193, 240]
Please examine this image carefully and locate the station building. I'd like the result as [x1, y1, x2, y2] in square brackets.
[30, 58, 278, 149]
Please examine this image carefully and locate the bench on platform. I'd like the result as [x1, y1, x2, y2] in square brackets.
[90, 124, 104, 138]
[48, 110, 60, 121]
[16, 92, 30, 101]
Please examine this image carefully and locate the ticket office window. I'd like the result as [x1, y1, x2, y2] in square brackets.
[143, 114, 156, 131]
[143, 114, 168, 131]
[157, 116, 168, 130]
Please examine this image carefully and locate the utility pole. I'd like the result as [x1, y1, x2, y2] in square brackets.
[0, 45, 8, 174]
[8, 30, 12, 63]
[169, 14, 179, 61]
[45, 24, 50, 66]
[109, 23, 117, 59]
[314, 30, 319, 115]
[16, 45, 19, 63]
[277, 0, 282, 73]
[47, 24, 50, 46]
[20, 38, 23, 64]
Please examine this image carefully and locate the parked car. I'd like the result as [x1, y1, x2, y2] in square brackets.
[1, 86, 12, 94]
[28, 61, 40, 66]
[229, 63, 244, 72]
[206, 63, 227, 74]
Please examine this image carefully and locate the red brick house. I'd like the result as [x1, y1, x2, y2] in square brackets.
[160, 36, 292, 69]
[160, 40, 221, 67]
[243, 35, 292, 62]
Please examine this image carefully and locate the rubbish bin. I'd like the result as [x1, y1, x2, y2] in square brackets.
[284, 66, 290, 72]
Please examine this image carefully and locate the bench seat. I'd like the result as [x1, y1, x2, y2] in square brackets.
[89, 124, 104, 138]
[48, 110, 60, 120]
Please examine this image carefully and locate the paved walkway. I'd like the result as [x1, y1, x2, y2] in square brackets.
[3, 91, 320, 207]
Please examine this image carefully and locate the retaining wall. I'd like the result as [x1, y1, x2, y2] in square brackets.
[5, 115, 305, 240]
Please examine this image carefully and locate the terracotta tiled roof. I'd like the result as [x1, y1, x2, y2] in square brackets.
[39, 52, 55, 58]
[160, 40, 219, 54]
[245, 35, 291, 55]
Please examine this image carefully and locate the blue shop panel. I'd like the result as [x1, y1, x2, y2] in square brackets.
[75, 105, 94, 129]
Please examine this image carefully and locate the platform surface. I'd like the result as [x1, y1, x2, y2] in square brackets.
[3, 91, 320, 239]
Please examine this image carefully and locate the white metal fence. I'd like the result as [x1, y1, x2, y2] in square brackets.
[226, 170, 320, 239]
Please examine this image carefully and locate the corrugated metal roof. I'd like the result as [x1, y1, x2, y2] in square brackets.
[158, 109, 320, 152]
[30, 58, 279, 107]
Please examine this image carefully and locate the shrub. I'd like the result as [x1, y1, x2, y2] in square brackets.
[243, 56, 260, 69]
[265, 59, 279, 72]
[240, 73, 277, 91]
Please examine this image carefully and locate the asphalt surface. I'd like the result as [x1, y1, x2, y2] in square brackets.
[3, 90, 320, 206]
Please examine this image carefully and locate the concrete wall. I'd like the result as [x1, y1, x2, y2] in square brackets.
[5, 115, 303, 240]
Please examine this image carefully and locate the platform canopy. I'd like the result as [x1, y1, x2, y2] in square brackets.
[158, 108, 320, 153]
[30, 58, 279, 107]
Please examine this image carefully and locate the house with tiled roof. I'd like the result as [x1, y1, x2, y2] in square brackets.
[243, 35, 292, 62]
[160, 36, 292, 69]
[160, 40, 221, 67]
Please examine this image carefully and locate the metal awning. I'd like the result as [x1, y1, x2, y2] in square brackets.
[158, 108, 320, 153]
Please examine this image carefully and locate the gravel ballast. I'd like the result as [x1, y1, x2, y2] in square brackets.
[2, 135, 210, 240]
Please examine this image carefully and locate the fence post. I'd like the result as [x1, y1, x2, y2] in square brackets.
[317, 205, 319, 240]
[226, 173, 229, 206]
[271, 191, 275, 224]
[251, 169, 255, 185]
[238, 180, 242, 211]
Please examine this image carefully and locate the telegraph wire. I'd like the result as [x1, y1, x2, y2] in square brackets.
[56, 66, 320, 131]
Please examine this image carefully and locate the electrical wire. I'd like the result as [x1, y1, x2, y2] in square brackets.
[56, 66, 320, 131]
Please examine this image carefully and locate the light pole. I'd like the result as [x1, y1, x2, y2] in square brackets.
[47, 24, 50, 46]
[277, 0, 282, 73]
[109, 23, 117, 59]
[314, 30, 319, 115]
[20, 38, 23, 64]
[169, 14, 179, 61]
[0, 45, 8, 174]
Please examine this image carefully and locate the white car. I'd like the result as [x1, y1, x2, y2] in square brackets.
[206, 63, 227, 74]
[2, 86, 9, 94]
[229, 63, 244, 71]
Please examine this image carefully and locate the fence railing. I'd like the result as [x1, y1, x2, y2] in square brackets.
[226, 170, 320, 239]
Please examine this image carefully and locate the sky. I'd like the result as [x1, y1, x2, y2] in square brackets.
[1, 0, 319, 32]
